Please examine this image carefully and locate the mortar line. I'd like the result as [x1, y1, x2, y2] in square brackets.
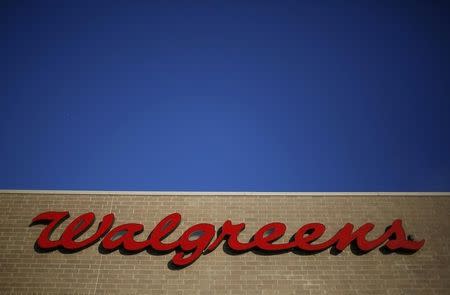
[93, 196, 114, 295]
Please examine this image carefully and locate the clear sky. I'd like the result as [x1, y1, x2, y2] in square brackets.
[1, 1, 450, 191]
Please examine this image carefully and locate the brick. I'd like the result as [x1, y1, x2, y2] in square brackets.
[0, 192, 448, 294]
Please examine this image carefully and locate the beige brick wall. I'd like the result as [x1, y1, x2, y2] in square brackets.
[0, 192, 449, 294]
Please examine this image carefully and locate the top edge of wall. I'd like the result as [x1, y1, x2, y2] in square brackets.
[0, 190, 449, 197]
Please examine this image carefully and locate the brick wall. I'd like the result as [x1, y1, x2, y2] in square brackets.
[0, 192, 449, 294]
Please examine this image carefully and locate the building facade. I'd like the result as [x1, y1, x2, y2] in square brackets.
[0, 191, 449, 294]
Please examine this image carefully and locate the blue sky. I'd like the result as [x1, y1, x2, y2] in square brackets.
[1, 1, 450, 191]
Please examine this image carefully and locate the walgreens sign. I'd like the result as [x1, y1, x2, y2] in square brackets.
[31, 212, 424, 268]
